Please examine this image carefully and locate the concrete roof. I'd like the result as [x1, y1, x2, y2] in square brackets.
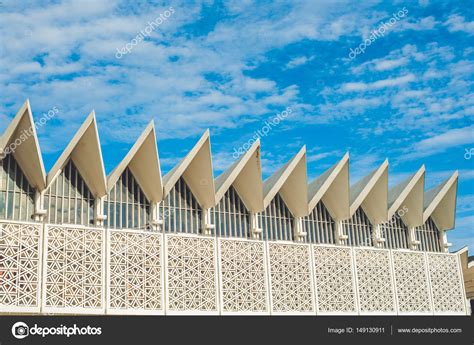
[0, 100, 46, 191]
[47, 111, 107, 198]
[350, 159, 388, 224]
[263, 146, 308, 217]
[163, 130, 215, 209]
[423, 171, 458, 231]
[307, 152, 350, 221]
[107, 121, 163, 202]
[215, 140, 263, 212]
[387, 165, 425, 227]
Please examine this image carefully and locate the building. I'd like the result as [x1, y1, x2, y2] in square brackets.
[0, 100, 468, 315]
[459, 247, 474, 314]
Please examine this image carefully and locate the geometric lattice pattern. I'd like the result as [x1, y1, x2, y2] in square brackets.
[43, 225, 104, 312]
[268, 243, 314, 313]
[166, 235, 217, 313]
[0, 221, 42, 311]
[219, 239, 268, 313]
[313, 246, 357, 314]
[354, 248, 396, 314]
[108, 230, 162, 314]
[427, 253, 466, 314]
[392, 251, 432, 314]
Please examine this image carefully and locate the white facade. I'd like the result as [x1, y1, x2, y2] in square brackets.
[0, 101, 468, 315]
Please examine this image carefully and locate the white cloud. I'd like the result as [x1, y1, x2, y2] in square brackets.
[396, 16, 438, 31]
[403, 126, 474, 160]
[373, 57, 409, 71]
[444, 15, 474, 35]
[340, 74, 415, 92]
[284, 55, 315, 69]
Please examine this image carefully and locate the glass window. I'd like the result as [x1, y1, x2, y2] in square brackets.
[161, 176, 201, 234]
[342, 207, 373, 247]
[44, 159, 94, 226]
[303, 201, 336, 244]
[0, 153, 35, 221]
[261, 193, 293, 241]
[104, 167, 151, 230]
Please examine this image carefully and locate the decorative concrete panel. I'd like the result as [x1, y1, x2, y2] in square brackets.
[0, 221, 42, 313]
[165, 234, 218, 314]
[267, 242, 314, 314]
[313, 245, 357, 314]
[42, 225, 105, 314]
[427, 253, 466, 315]
[107, 229, 163, 314]
[354, 248, 396, 314]
[392, 251, 432, 314]
[218, 238, 268, 314]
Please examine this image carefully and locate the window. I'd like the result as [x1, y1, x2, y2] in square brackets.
[104, 167, 151, 230]
[415, 217, 441, 252]
[160, 176, 201, 234]
[343, 207, 372, 247]
[0, 153, 35, 221]
[380, 215, 409, 249]
[212, 185, 250, 238]
[44, 159, 94, 225]
[261, 193, 293, 241]
[303, 201, 335, 244]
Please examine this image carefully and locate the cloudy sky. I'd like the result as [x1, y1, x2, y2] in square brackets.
[0, 0, 472, 251]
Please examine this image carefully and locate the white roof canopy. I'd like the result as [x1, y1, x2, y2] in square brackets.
[107, 121, 163, 203]
[214, 140, 263, 212]
[163, 130, 215, 209]
[388, 165, 425, 227]
[308, 152, 349, 221]
[263, 146, 308, 217]
[0, 100, 46, 191]
[423, 171, 458, 231]
[350, 159, 388, 224]
[47, 111, 107, 198]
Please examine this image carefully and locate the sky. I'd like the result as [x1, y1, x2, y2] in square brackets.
[0, 0, 472, 251]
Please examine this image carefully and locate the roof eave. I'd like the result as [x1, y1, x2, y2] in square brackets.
[46, 111, 107, 198]
[163, 130, 215, 208]
[350, 159, 389, 224]
[423, 171, 458, 230]
[264, 146, 309, 217]
[215, 140, 264, 212]
[308, 152, 350, 220]
[107, 121, 163, 202]
[1, 99, 47, 191]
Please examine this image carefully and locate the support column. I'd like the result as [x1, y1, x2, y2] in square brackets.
[33, 190, 47, 222]
[408, 227, 420, 250]
[439, 230, 451, 253]
[372, 224, 386, 248]
[293, 217, 307, 243]
[94, 196, 107, 227]
[335, 220, 348, 245]
[250, 212, 262, 240]
[149, 201, 163, 231]
[200, 208, 215, 236]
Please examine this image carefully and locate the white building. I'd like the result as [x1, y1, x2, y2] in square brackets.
[0, 100, 468, 315]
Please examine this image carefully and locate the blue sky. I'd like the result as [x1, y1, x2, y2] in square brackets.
[0, 0, 472, 251]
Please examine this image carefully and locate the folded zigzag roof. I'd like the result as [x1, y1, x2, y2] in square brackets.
[263, 146, 308, 217]
[0, 101, 459, 232]
[107, 121, 163, 203]
[0, 100, 46, 191]
[214, 140, 263, 213]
